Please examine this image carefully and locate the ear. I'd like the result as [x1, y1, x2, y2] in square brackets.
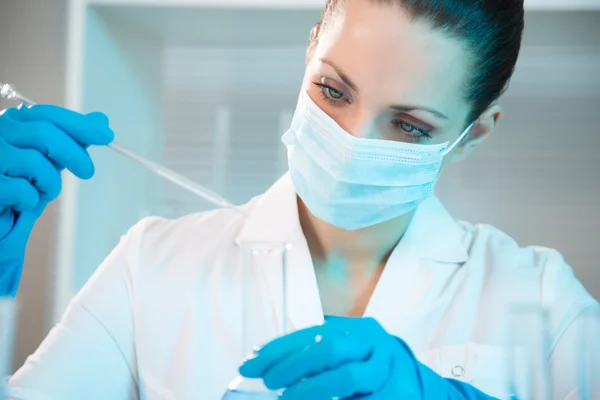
[306, 23, 320, 65]
[450, 104, 502, 162]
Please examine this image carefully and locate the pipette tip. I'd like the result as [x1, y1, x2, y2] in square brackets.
[0, 82, 16, 100]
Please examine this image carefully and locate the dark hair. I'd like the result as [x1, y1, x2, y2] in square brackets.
[310, 0, 525, 128]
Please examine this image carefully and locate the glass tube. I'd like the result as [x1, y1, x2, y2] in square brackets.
[507, 304, 553, 400]
[222, 242, 288, 400]
[574, 306, 600, 400]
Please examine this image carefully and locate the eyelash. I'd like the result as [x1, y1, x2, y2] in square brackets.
[312, 81, 433, 142]
[392, 120, 432, 142]
[313, 82, 348, 106]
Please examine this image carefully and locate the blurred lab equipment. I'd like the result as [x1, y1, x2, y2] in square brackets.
[0, 82, 240, 212]
[506, 304, 600, 400]
[574, 306, 600, 400]
[0, 298, 17, 400]
[222, 242, 288, 400]
[507, 304, 553, 400]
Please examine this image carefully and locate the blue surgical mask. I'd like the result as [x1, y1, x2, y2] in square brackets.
[282, 90, 473, 231]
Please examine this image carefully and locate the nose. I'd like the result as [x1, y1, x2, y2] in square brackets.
[336, 108, 378, 140]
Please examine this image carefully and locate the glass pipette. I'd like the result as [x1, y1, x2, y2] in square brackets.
[1, 82, 240, 212]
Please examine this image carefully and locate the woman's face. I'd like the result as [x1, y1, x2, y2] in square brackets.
[304, 0, 492, 154]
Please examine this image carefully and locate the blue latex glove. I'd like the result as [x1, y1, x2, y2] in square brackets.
[240, 317, 499, 400]
[0, 104, 114, 297]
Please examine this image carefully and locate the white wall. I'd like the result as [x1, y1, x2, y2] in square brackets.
[0, 0, 68, 371]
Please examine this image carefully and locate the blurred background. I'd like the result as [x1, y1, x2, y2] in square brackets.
[0, 0, 599, 373]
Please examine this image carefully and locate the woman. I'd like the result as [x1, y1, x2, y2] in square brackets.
[0, 0, 597, 398]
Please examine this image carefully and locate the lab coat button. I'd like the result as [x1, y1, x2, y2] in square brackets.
[451, 365, 465, 378]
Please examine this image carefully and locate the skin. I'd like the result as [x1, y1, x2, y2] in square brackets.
[297, 0, 502, 317]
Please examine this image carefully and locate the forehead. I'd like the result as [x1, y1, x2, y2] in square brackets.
[313, 0, 471, 118]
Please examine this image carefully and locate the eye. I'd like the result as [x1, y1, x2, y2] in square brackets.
[326, 87, 344, 99]
[312, 81, 350, 106]
[392, 119, 433, 142]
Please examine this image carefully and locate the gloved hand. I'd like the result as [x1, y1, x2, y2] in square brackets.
[0, 104, 114, 297]
[240, 316, 499, 400]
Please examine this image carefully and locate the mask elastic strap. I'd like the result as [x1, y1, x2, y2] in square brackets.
[441, 121, 476, 156]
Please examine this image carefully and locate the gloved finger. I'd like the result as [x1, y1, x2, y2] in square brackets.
[0, 117, 94, 179]
[263, 329, 373, 390]
[12, 200, 48, 234]
[240, 318, 384, 380]
[280, 347, 391, 400]
[0, 208, 15, 239]
[80, 112, 110, 150]
[50, 159, 65, 172]
[7, 104, 114, 146]
[0, 201, 48, 261]
[326, 316, 386, 337]
[0, 139, 62, 202]
[86, 111, 109, 126]
[240, 325, 325, 379]
[0, 175, 40, 211]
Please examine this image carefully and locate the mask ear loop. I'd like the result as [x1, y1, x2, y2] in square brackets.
[441, 121, 476, 156]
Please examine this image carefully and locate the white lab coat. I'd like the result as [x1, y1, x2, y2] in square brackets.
[6, 173, 598, 400]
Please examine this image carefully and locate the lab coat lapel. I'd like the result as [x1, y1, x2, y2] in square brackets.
[364, 196, 470, 336]
[363, 238, 429, 333]
[235, 173, 324, 334]
[285, 235, 325, 330]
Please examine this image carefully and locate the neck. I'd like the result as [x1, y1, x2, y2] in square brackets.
[297, 197, 415, 267]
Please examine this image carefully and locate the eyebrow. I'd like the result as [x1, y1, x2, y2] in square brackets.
[319, 57, 449, 121]
[320, 58, 359, 93]
[389, 105, 449, 120]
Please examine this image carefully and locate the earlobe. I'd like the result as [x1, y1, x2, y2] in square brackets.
[472, 104, 502, 141]
[449, 143, 474, 162]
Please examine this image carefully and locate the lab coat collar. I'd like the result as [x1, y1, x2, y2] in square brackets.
[235, 173, 469, 265]
[234, 173, 469, 331]
[401, 195, 470, 264]
[234, 173, 303, 245]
